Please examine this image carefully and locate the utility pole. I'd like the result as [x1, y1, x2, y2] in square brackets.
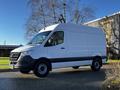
[41, 0, 46, 30]
[51, 0, 57, 23]
[4, 40, 6, 45]
[63, 0, 66, 23]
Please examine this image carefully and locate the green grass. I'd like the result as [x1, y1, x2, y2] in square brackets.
[0, 57, 9, 64]
[107, 60, 120, 63]
[0, 65, 11, 69]
[0, 57, 120, 69]
[0, 57, 11, 69]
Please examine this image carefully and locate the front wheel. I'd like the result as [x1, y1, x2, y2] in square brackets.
[72, 66, 79, 69]
[33, 61, 49, 78]
[20, 68, 31, 74]
[91, 58, 102, 71]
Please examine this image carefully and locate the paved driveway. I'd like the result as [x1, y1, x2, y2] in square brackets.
[0, 66, 106, 90]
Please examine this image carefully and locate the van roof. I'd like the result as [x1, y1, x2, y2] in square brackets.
[39, 23, 103, 34]
[39, 24, 59, 33]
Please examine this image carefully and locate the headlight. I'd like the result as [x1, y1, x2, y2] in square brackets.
[21, 50, 32, 56]
[10, 52, 21, 61]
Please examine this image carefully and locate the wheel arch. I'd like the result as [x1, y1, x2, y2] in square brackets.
[34, 57, 52, 71]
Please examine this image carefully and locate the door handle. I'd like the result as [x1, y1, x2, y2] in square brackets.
[61, 47, 65, 49]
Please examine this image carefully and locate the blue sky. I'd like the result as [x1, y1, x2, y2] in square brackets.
[0, 0, 120, 45]
[0, 0, 29, 45]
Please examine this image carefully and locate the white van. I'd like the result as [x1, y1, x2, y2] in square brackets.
[10, 23, 107, 77]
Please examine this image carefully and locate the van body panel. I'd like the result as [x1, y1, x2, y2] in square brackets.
[52, 60, 93, 69]
[10, 23, 107, 71]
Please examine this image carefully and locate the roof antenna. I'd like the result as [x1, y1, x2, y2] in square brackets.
[58, 14, 66, 23]
[4, 40, 6, 45]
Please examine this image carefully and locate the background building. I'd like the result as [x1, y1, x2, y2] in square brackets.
[0, 45, 21, 57]
[84, 12, 120, 59]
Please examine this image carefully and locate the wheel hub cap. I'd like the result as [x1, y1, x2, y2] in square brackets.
[38, 64, 47, 75]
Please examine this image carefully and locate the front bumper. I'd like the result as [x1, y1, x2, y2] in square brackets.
[10, 55, 35, 69]
[18, 55, 35, 69]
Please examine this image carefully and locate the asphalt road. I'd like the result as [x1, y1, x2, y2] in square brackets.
[0, 66, 107, 90]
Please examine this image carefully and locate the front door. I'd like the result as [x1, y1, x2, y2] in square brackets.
[44, 31, 66, 61]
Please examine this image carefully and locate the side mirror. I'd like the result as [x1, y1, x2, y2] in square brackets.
[44, 39, 53, 47]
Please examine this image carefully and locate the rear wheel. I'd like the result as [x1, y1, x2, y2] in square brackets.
[33, 61, 49, 77]
[91, 57, 102, 71]
[72, 66, 79, 69]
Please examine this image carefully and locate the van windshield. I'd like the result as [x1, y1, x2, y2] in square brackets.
[28, 31, 51, 45]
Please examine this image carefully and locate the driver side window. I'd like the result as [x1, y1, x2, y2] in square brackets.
[45, 31, 64, 47]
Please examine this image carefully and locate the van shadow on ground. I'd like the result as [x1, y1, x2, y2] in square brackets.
[0, 67, 106, 90]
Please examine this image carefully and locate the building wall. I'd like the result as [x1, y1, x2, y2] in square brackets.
[0, 49, 13, 57]
[0, 45, 20, 57]
[85, 21, 99, 27]
[85, 13, 120, 59]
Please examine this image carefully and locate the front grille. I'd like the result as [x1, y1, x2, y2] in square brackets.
[10, 52, 21, 61]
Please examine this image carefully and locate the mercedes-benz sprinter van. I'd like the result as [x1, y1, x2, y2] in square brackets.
[10, 23, 107, 77]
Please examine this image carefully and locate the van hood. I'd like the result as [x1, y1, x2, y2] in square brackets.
[11, 45, 34, 53]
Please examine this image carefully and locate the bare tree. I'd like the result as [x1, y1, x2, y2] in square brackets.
[26, 0, 95, 39]
[98, 15, 120, 59]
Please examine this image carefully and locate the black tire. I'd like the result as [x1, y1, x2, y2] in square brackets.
[72, 66, 79, 69]
[91, 57, 102, 71]
[20, 68, 31, 74]
[33, 61, 49, 78]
